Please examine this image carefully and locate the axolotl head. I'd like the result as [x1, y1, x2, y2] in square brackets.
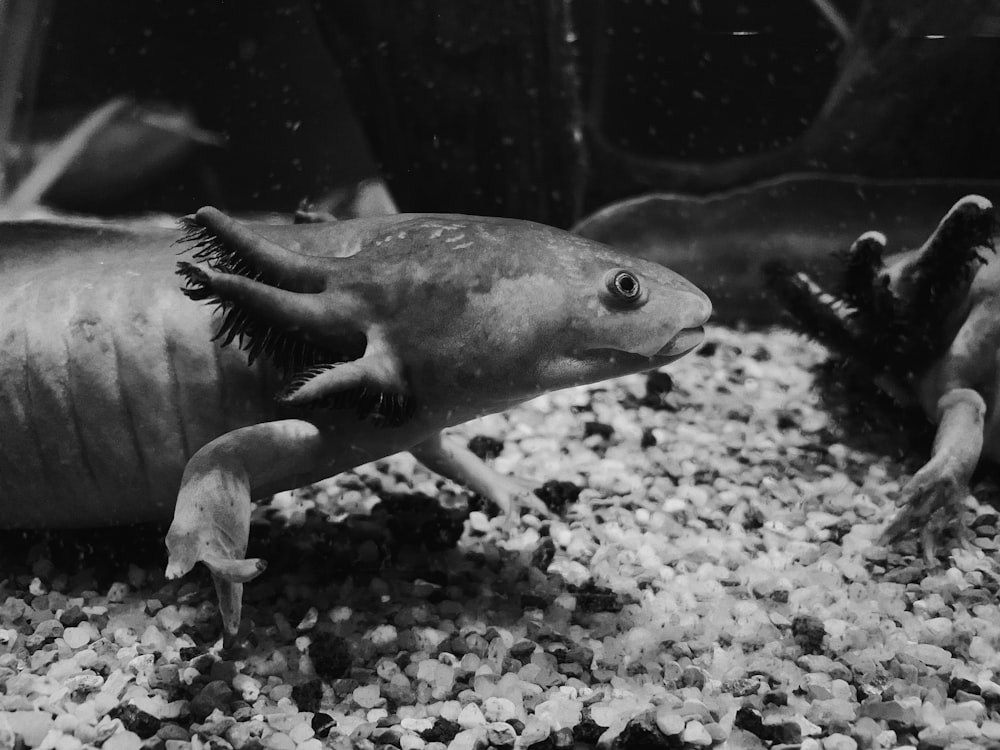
[177, 208, 712, 424]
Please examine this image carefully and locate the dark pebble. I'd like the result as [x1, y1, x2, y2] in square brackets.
[312, 712, 337, 739]
[510, 640, 538, 660]
[573, 710, 603, 744]
[420, 718, 462, 743]
[331, 678, 359, 697]
[525, 735, 554, 750]
[467, 435, 505, 460]
[552, 727, 574, 748]
[533, 481, 582, 515]
[521, 593, 550, 610]
[208, 660, 238, 683]
[826, 518, 853, 544]
[531, 538, 556, 571]
[645, 371, 674, 397]
[189, 653, 218, 675]
[189, 680, 234, 722]
[733, 707, 801, 744]
[883, 566, 926, 584]
[58, 605, 87, 627]
[583, 421, 614, 440]
[642, 372, 674, 408]
[310, 632, 353, 681]
[734, 707, 766, 737]
[373, 728, 402, 747]
[109, 703, 162, 739]
[291, 678, 324, 713]
[767, 722, 802, 744]
[640, 428, 657, 448]
[570, 581, 624, 613]
[562, 645, 594, 667]
[791, 614, 826, 654]
[742, 505, 765, 531]
[775, 410, 798, 430]
[949, 676, 981, 697]
[617, 710, 664, 750]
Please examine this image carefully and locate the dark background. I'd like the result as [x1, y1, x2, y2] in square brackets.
[18, 0, 999, 226]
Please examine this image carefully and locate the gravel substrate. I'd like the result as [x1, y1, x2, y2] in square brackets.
[2, 325, 1000, 750]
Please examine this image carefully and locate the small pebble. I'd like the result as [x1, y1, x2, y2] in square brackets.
[101, 731, 143, 750]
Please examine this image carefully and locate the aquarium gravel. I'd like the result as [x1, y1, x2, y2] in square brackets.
[2, 325, 1000, 750]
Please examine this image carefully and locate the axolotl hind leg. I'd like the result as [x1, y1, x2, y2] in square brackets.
[165, 419, 340, 645]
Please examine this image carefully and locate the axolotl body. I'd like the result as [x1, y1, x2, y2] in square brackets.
[766, 195, 1000, 558]
[0, 209, 711, 640]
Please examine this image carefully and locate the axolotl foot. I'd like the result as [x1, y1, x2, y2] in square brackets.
[880, 463, 976, 566]
[880, 388, 987, 566]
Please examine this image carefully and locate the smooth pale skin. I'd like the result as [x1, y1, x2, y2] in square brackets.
[0, 210, 711, 643]
[867, 196, 1000, 558]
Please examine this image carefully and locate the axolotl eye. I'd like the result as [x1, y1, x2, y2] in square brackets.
[603, 269, 643, 305]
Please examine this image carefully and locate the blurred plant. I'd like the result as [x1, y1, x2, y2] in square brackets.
[0, 0, 52, 203]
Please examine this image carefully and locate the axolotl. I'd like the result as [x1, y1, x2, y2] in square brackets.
[0, 208, 711, 640]
[765, 195, 1000, 560]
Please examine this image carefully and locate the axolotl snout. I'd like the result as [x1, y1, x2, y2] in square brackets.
[0, 208, 709, 640]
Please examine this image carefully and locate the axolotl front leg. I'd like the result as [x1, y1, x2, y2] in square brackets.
[877, 196, 999, 561]
[881, 388, 986, 562]
[166, 421, 546, 643]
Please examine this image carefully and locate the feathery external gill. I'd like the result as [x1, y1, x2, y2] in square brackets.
[177, 219, 415, 426]
[763, 260, 868, 357]
[177, 219, 352, 375]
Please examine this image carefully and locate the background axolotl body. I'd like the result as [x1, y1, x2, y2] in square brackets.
[766, 195, 999, 559]
[0, 209, 711, 639]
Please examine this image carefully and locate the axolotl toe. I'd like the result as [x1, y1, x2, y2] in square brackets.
[157, 207, 711, 641]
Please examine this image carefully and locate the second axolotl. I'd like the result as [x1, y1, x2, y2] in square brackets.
[0, 208, 711, 642]
[766, 195, 999, 560]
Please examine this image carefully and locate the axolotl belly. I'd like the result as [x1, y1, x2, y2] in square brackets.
[0, 209, 711, 639]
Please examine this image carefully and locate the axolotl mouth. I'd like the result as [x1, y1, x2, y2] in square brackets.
[582, 324, 706, 371]
[657, 325, 706, 362]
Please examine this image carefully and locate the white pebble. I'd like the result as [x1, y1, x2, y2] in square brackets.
[457, 702, 486, 729]
[288, 722, 314, 743]
[62, 625, 94, 650]
[400, 734, 427, 750]
[233, 674, 262, 702]
[102, 730, 142, 750]
[681, 720, 713, 747]
[481, 697, 516, 722]
[822, 733, 858, 750]
[353, 684, 382, 709]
